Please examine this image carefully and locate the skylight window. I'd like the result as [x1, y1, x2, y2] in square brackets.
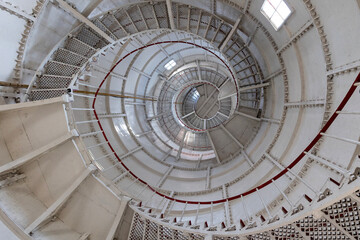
[261, 0, 292, 30]
[164, 60, 176, 70]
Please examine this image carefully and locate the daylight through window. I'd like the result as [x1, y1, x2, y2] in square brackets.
[261, 0, 292, 30]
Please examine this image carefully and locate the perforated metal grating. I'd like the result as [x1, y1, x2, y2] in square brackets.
[66, 37, 96, 57]
[36, 75, 72, 89]
[130, 192, 360, 239]
[213, 236, 240, 240]
[129, 213, 206, 240]
[44, 61, 80, 76]
[295, 215, 348, 239]
[159, 225, 174, 239]
[145, 219, 158, 240]
[54, 48, 88, 67]
[30, 89, 67, 101]
[247, 232, 272, 240]
[270, 224, 304, 240]
[76, 26, 108, 49]
[129, 213, 145, 240]
[322, 196, 360, 239]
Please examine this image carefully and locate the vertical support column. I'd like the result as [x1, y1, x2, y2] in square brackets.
[256, 188, 272, 219]
[166, 0, 175, 29]
[176, 132, 187, 161]
[207, 131, 221, 164]
[161, 191, 174, 215]
[205, 166, 211, 189]
[105, 196, 131, 240]
[222, 185, 231, 226]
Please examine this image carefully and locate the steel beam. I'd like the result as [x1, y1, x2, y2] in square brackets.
[222, 185, 231, 226]
[235, 111, 261, 121]
[336, 111, 360, 115]
[24, 166, 95, 234]
[0, 174, 26, 189]
[219, 83, 269, 100]
[157, 165, 174, 188]
[161, 149, 172, 162]
[207, 131, 221, 164]
[263, 69, 284, 82]
[0, 1, 36, 21]
[97, 113, 126, 119]
[220, 124, 244, 148]
[285, 100, 325, 107]
[276, 21, 314, 54]
[261, 118, 280, 124]
[272, 179, 294, 209]
[256, 188, 272, 218]
[124, 102, 146, 106]
[265, 153, 292, 180]
[105, 196, 130, 240]
[78, 233, 90, 240]
[238, 82, 270, 92]
[165, 0, 175, 29]
[92, 66, 127, 80]
[103, 146, 143, 172]
[242, 151, 254, 167]
[181, 111, 195, 119]
[131, 67, 151, 78]
[321, 133, 360, 145]
[176, 133, 187, 161]
[0, 132, 74, 175]
[137, 130, 154, 137]
[197, 88, 218, 111]
[220, 16, 242, 52]
[56, 0, 114, 43]
[206, 166, 211, 189]
[287, 168, 318, 195]
[304, 152, 352, 178]
[147, 112, 166, 121]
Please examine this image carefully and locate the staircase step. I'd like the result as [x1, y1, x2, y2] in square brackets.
[29, 89, 67, 101]
[99, 14, 129, 39]
[44, 61, 80, 77]
[76, 26, 108, 49]
[92, 19, 118, 41]
[37, 75, 73, 89]
[65, 37, 97, 58]
[54, 48, 88, 67]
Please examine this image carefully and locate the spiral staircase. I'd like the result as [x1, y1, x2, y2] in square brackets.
[0, 0, 360, 239]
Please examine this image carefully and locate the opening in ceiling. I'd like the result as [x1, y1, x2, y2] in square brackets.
[261, 0, 292, 30]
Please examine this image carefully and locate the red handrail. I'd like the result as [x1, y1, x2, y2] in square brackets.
[91, 40, 360, 205]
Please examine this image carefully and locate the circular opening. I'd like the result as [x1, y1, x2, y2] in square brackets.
[194, 84, 220, 119]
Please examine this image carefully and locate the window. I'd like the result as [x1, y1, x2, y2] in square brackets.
[164, 60, 176, 70]
[261, 0, 292, 30]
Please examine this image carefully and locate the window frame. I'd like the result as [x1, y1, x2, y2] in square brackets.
[260, 0, 293, 31]
[164, 59, 176, 70]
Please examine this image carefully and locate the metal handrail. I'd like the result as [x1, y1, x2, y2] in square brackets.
[89, 39, 360, 205]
